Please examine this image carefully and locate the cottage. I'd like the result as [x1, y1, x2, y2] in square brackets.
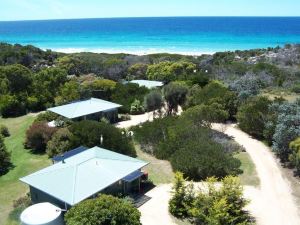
[47, 98, 122, 123]
[20, 146, 148, 209]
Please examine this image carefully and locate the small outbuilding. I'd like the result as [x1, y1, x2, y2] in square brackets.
[47, 98, 122, 123]
[129, 80, 164, 89]
[20, 147, 148, 209]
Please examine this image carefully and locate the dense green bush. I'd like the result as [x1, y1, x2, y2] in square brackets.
[181, 103, 228, 128]
[191, 176, 251, 225]
[25, 122, 57, 153]
[0, 125, 10, 137]
[34, 111, 59, 123]
[186, 81, 237, 119]
[0, 94, 26, 117]
[46, 128, 73, 157]
[169, 131, 241, 180]
[0, 135, 11, 175]
[130, 99, 145, 115]
[147, 61, 196, 82]
[289, 137, 300, 175]
[69, 120, 136, 157]
[111, 83, 149, 113]
[133, 116, 177, 155]
[65, 195, 141, 225]
[237, 96, 271, 138]
[134, 116, 241, 180]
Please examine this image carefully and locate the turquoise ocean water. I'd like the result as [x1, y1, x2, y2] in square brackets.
[0, 17, 300, 54]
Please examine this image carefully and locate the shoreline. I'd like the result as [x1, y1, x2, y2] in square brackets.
[49, 47, 216, 56]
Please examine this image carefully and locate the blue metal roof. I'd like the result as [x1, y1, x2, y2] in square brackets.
[52, 146, 88, 163]
[122, 170, 144, 182]
[129, 80, 164, 89]
[47, 98, 122, 119]
[20, 147, 148, 205]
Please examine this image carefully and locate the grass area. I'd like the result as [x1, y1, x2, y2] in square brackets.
[136, 144, 174, 185]
[0, 114, 51, 225]
[261, 89, 299, 103]
[235, 152, 260, 187]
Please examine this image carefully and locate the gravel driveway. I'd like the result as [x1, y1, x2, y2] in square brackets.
[213, 123, 300, 225]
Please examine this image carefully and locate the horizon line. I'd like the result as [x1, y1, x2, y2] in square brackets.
[1, 15, 300, 22]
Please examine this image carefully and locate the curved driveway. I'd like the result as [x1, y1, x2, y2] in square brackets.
[212, 123, 300, 225]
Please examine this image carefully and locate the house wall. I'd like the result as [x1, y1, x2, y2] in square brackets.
[29, 186, 69, 209]
[74, 109, 119, 123]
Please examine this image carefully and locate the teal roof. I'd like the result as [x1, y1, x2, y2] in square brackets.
[47, 98, 122, 119]
[129, 80, 164, 89]
[20, 147, 148, 205]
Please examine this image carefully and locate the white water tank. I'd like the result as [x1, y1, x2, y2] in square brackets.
[20, 202, 64, 225]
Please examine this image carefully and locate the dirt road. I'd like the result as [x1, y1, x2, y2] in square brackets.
[213, 123, 300, 225]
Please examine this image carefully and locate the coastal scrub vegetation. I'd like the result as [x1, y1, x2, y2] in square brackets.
[65, 194, 141, 225]
[169, 172, 252, 225]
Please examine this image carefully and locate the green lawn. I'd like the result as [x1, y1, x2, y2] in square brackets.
[235, 152, 260, 187]
[136, 144, 174, 185]
[0, 114, 51, 225]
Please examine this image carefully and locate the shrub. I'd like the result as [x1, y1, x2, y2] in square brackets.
[0, 125, 10, 137]
[65, 195, 141, 225]
[25, 122, 57, 153]
[186, 81, 237, 119]
[0, 135, 11, 175]
[181, 103, 229, 128]
[170, 136, 241, 180]
[237, 96, 271, 138]
[46, 128, 73, 157]
[34, 111, 59, 123]
[130, 99, 145, 115]
[190, 176, 251, 225]
[289, 137, 300, 175]
[169, 172, 195, 219]
[69, 120, 136, 157]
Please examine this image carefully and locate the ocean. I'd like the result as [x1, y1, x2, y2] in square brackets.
[0, 17, 300, 54]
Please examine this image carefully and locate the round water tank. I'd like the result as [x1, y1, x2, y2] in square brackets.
[20, 202, 64, 225]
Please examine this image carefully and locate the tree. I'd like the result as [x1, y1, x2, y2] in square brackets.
[147, 61, 196, 82]
[82, 79, 117, 100]
[237, 96, 271, 138]
[55, 81, 81, 105]
[0, 94, 26, 117]
[144, 90, 163, 114]
[163, 82, 188, 114]
[0, 135, 11, 175]
[111, 83, 149, 113]
[272, 102, 300, 162]
[46, 128, 73, 157]
[127, 63, 148, 80]
[169, 172, 195, 218]
[69, 121, 136, 157]
[289, 137, 300, 175]
[65, 195, 141, 225]
[0, 64, 32, 94]
[31, 68, 68, 109]
[25, 122, 57, 153]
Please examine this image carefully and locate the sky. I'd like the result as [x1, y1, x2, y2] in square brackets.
[0, 0, 300, 21]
